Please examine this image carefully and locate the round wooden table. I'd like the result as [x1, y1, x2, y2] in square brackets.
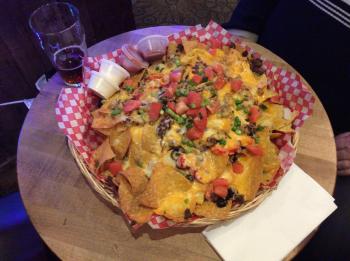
[17, 26, 337, 261]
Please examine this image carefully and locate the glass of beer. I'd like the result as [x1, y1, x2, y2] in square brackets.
[29, 2, 87, 87]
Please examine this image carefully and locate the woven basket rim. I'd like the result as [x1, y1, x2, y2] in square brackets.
[67, 131, 298, 227]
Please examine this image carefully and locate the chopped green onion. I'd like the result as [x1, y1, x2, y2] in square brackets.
[176, 88, 189, 97]
[256, 124, 265, 131]
[243, 107, 249, 114]
[234, 116, 241, 127]
[201, 98, 210, 107]
[182, 138, 195, 148]
[189, 103, 196, 109]
[254, 136, 260, 144]
[235, 99, 243, 106]
[125, 85, 134, 93]
[236, 104, 243, 110]
[111, 108, 122, 116]
[187, 80, 196, 87]
[235, 129, 242, 135]
[175, 58, 181, 67]
[218, 139, 226, 146]
[165, 108, 185, 124]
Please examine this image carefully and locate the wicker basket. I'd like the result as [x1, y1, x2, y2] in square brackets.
[68, 132, 299, 227]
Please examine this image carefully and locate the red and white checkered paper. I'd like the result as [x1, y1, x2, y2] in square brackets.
[56, 21, 315, 229]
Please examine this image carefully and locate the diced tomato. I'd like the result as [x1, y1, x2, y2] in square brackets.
[108, 161, 123, 176]
[148, 102, 162, 121]
[186, 91, 202, 109]
[194, 117, 207, 131]
[192, 74, 202, 84]
[205, 184, 214, 201]
[123, 100, 141, 113]
[164, 82, 177, 98]
[211, 145, 227, 155]
[210, 38, 222, 49]
[214, 186, 228, 198]
[198, 107, 208, 119]
[186, 127, 204, 140]
[270, 95, 282, 104]
[246, 144, 263, 156]
[123, 78, 134, 87]
[213, 64, 224, 76]
[176, 155, 186, 169]
[208, 48, 217, 56]
[204, 67, 215, 80]
[232, 162, 244, 174]
[214, 77, 226, 90]
[186, 108, 200, 117]
[248, 106, 260, 123]
[230, 79, 243, 92]
[206, 100, 220, 114]
[170, 70, 182, 82]
[213, 178, 229, 188]
[167, 101, 176, 112]
[175, 101, 189, 115]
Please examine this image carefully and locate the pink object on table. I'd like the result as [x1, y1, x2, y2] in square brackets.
[117, 44, 148, 73]
[136, 35, 169, 62]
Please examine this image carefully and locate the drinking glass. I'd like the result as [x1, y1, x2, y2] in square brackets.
[29, 2, 87, 87]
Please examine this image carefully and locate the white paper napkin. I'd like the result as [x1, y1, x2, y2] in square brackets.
[203, 164, 337, 261]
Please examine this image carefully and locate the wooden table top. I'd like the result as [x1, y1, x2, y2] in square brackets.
[17, 26, 337, 261]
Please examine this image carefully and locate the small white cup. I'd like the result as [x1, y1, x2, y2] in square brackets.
[99, 59, 130, 87]
[88, 71, 117, 99]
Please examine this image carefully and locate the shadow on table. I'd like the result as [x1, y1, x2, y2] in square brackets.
[132, 223, 206, 240]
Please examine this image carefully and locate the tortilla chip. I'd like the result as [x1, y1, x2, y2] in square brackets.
[167, 42, 178, 57]
[109, 128, 131, 159]
[120, 167, 148, 195]
[231, 155, 263, 201]
[182, 39, 201, 54]
[195, 151, 228, 184]
[259, 131, 281, 185]
[94, 127, 113, 136]
[117, 175, 153, 224]
[258, 103, 296, 133]
[91, 139, 115, 170]
[139, 163, 192, 209]
[155, 191, 197, 222]
[194, 201, 232, 219]
[141, 124, 161, 155]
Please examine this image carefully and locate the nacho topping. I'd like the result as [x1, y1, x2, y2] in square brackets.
[90, 39, 297, 224]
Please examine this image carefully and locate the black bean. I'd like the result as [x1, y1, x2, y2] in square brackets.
[252, 66, 266, 75]
[184, 208, 192, 219]
[245, 123, 257, 137]
[211, 193, 219, 203]
[234, 194, 244, 204]
[216, 198, 228, 208]
[185, 174, 194, 182]
[230, 42, 236, 49]
[251, 58, 263, 68]
[177, 43, 184, 52]
[242, 50, 248, 57]
[225, 188, 234, 200]
[206, 137, 218, 148]
[229, 153, 238, 164]
[170, 146, 185, 160]
[157, 116, 173, 138]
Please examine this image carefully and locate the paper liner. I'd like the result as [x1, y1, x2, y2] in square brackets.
[55, 21, 315, 229]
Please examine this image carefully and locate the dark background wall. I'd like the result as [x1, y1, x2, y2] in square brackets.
[0, 0, 135, 195]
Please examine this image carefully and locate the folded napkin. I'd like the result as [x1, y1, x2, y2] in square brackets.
[203, 164, 337, 261]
